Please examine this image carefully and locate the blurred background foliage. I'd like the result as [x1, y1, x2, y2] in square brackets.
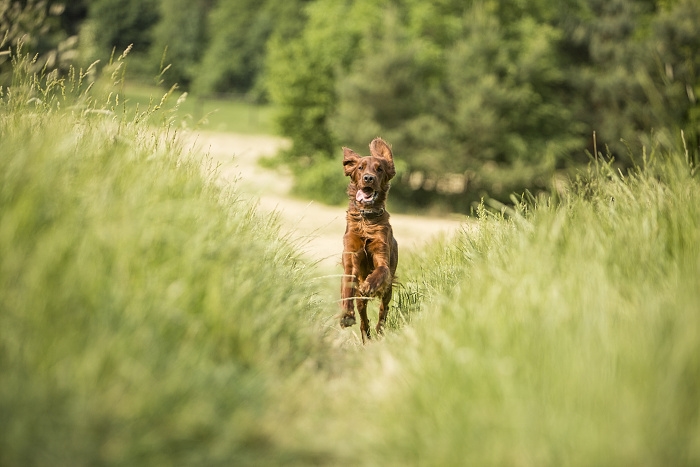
[2, 0, 698, 212]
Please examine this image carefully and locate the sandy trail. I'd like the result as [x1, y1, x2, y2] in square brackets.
[188, 131, 466, 271]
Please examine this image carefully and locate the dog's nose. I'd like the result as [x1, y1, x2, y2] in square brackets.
[363, 174, 375, 184]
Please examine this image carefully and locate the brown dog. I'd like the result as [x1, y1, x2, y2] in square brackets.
[340, 137, 398, 342]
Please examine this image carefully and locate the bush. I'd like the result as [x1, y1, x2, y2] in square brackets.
[290, 156, 349, 206]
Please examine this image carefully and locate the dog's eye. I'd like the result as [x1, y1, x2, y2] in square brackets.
[377, 166, 383, 173]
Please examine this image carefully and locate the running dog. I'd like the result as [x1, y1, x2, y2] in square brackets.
[339, 137, 398, 343]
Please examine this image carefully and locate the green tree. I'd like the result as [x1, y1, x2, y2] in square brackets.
[442, 5, 581, 175]
[556, 0, 664, 161]
[192, 0, 309, 98]
[0, 0, 79, 81]
[57, 0, 88, 36]
[86, 0, 159, 55]
[266, 0, 387, 160]
[150, 0, 210, 89]
[331, 8, 447, 172]
[652, 0, 700, 162]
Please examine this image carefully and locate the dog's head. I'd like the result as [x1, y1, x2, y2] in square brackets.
[342, 137, 396, 206]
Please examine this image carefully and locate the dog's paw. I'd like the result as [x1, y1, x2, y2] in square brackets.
[375, 321, 385, 336]
[340, 314, 356, 328]
[358, 281, 371, 296]
[359, 276, 384, 297]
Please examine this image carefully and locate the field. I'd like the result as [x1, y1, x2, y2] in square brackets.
[121, 82, 279, 135]
[2, 55, 699, 466]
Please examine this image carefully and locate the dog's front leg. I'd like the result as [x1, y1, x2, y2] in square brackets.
[359, 238, 391, 297]
[356, 291, 371, 343]
[340, 233, 366, 328]
[351, 249, 371, 340]
[340, 248, 357, 328]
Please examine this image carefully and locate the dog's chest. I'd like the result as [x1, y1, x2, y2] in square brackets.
[351, 219, 387, 240]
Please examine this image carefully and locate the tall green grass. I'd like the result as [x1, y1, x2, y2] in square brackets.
[0, 50, 331, 466]
[122, 82, 278, 135]
[3, 46, 699, 466]
[338, 153, 700, 465]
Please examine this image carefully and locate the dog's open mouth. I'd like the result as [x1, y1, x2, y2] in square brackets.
[356, 186, 377, 204]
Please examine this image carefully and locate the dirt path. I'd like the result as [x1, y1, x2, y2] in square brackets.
[187, 131, 466, 271]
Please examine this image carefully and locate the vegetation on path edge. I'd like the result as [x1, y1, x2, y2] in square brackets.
[1, 49, 699, 466]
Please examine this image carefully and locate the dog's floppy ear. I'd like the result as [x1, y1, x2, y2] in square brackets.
[342, 147, 361, 177]
[369, 137, 395, 179]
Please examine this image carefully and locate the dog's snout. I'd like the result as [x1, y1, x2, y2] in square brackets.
[363, 174, 375, 184]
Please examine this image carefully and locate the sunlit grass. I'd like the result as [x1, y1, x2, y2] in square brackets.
[0, 49, 329, 466]
[2, 45, 699, 466]
[348, 153, 700, 466]
[122, 81, 278, 135]
[245, 146, 700, 466]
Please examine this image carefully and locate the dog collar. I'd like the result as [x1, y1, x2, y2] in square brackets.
[360, 208, 385, 219]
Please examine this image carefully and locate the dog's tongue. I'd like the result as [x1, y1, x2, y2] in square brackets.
[356, 189, 373, 204]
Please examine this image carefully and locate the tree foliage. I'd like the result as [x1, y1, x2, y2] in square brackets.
[263, 0, 700, 211]
[150, 0, 209, 88]
[86, 0, 159, 55]
[266, 1, 376, 159]
[193, 0, 309, 98]
[652, 0, 700, 163]
[0, 0, 81, 82]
